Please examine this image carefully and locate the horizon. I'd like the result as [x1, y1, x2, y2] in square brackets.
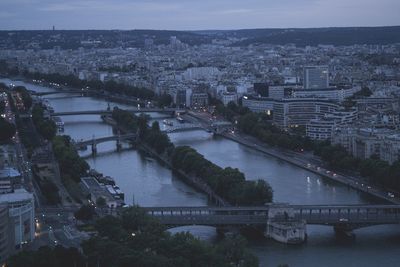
[1, 24, 400, 32]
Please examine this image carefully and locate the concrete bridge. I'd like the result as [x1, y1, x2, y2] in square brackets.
[50, 108, 186, 117]
[74, 133, 137, 154]
[143, 204, 400, 243]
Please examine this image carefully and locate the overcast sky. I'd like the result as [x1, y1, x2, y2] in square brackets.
[1, 0, 399, 30]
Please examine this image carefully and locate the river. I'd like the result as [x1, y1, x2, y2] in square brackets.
[3, 78, 400, 267]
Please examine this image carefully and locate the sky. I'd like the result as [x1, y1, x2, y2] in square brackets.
[0, 0, 399, 30]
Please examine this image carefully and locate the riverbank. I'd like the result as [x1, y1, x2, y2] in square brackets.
[220, 131, 400, 204]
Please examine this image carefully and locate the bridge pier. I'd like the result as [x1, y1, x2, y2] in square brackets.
[91, 143, 97, 155]
[333, 224, 355, 239]
[116, 138, 122, 151]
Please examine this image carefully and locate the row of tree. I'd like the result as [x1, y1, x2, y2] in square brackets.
[31, 104, 57, 140]
[172, 146, 273, 205]
[52, 135, 90, 183]
[25, 71, 156, 100]
[314, 142, 400, 192]
[0, 91, 16, 143]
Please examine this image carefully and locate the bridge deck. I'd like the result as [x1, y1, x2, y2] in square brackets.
[143, 205, 400, 227]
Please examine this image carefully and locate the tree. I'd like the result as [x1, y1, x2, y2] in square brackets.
[7, 246, 86, 267]
[157, 93, 172, 107]
[0, 117, 16, 142]
[74, 204, 95, 221]
[216, 235, 259, 267]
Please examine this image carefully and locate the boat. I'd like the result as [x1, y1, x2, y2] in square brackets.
[176, 116, 185, 123]
[265, 221, 306, 244]
[163, 119, 173, 126]
[52, 116, 64, 130]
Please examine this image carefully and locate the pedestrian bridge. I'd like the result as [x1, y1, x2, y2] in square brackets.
[143, 204, 400, 229]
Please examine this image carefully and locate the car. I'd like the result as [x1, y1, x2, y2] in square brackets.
[339, 218, 348, 222]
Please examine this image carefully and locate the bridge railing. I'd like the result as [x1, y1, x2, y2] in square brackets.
[149, 214, 267, 226]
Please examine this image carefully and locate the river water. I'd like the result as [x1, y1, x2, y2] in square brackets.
[3, 78, 400, 267]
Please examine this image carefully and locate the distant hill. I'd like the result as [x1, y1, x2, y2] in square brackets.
[0, 29, 212, 49]
[224, 26, 400, 46]
[1, 26, 399, 50]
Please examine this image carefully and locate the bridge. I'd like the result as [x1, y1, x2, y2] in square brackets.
[74, 123, 209, 155]
[143, 204, 400, 243]
[50, 108, 186, 117]
[74, 133, 137, 154]
[32, 90, 91, 96]
[163, 123, 206, 133]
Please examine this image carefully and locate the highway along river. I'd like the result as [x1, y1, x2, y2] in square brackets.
[3, 78, 400, 267]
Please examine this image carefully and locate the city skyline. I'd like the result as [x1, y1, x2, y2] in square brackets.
[0, 0, 400, 30]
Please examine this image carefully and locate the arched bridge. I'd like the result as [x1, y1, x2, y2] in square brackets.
[50, 108, 186, 117]
[74, 133, 137, 147]
[143, 204, 400, 229]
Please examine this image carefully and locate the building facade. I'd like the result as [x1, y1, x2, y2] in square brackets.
[273, 98, 339, 128]
[303, 66, 329, 89]
[0, 189, 35, 250]
[242, 96, 274, 114]
[0, 205, 12, 266]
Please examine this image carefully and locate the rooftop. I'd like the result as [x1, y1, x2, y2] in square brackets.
[0, 188, 33, 204]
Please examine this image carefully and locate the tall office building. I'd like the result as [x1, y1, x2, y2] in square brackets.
[0, 189, 35, 251]
[303, 66, 329, 89]
[0, 205, 12, 266]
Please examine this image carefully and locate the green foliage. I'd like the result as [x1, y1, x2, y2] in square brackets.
[13, 86, 33, 110]
[74, 205, 96, 221]
[314, 142, 400, 192]
[215, 235, 259, 267]
[112, 108, 174, 154]
[40, 179, 61, 205]
[32, 104, 57, 140]
[7, 246, 86, 267]
[112, 107, 138, 132]
[26, 72, 156, 100]
[171, 146, 273, 205]
[80, 206, 259, 267]
[0, 117, 16, 142]
[237, 113, 312, 151]
[157, 93, 173, 107]
[144, 121, 174, 154]
[53, 135, 89, 183]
